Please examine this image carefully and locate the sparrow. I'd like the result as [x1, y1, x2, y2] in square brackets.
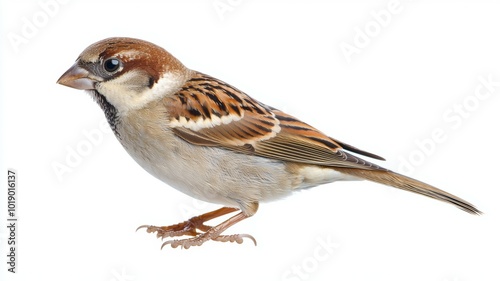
[57, 37, 481, 249]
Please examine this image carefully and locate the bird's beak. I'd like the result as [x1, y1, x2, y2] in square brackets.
[57, 63, 96, 90]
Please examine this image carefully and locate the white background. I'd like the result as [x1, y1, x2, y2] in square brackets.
[1, 1, 499, 281]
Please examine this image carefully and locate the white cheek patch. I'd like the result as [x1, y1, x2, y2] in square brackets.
[148, 72, 186, 102]
[98, 71, 186, 114]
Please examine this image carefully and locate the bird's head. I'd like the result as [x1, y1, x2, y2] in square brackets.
[57, 37, 190, 114]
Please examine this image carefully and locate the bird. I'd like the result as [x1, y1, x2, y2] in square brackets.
[57, 37, 481, 249]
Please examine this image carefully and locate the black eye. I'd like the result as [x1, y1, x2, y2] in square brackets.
[103, 58, 121, 73]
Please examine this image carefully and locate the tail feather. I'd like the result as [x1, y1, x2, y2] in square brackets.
[332, 168, 481, 215]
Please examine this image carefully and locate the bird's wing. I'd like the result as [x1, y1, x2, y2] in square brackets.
[164, 72, 482, 215]
[165, 72, 386, 171]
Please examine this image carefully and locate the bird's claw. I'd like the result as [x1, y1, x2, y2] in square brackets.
[137, 207, 254, 249]
[136, 221, 201, 239]
[161, 233, 256, 249]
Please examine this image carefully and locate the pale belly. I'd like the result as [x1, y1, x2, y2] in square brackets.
[115, 112, 359, 213]
[116, 121, 300, 212]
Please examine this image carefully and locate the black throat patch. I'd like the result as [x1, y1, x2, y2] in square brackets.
[89, 90, 121, 138]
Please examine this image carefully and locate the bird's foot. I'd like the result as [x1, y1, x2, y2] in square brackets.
[136, 217, 210, 239]
[136, 207, 239, 239]
[137, 207, 257, 249]
[161, 231, 256, 249]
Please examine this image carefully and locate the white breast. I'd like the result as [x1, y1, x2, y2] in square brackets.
[114, 105, 360, 213]
[116, 109, 300, 212]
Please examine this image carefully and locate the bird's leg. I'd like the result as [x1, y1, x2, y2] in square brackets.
[161, 210, 256, 249]
[136, 207, 239, 239]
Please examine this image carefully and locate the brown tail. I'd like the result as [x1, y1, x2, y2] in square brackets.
[333, 168, 481, 215]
